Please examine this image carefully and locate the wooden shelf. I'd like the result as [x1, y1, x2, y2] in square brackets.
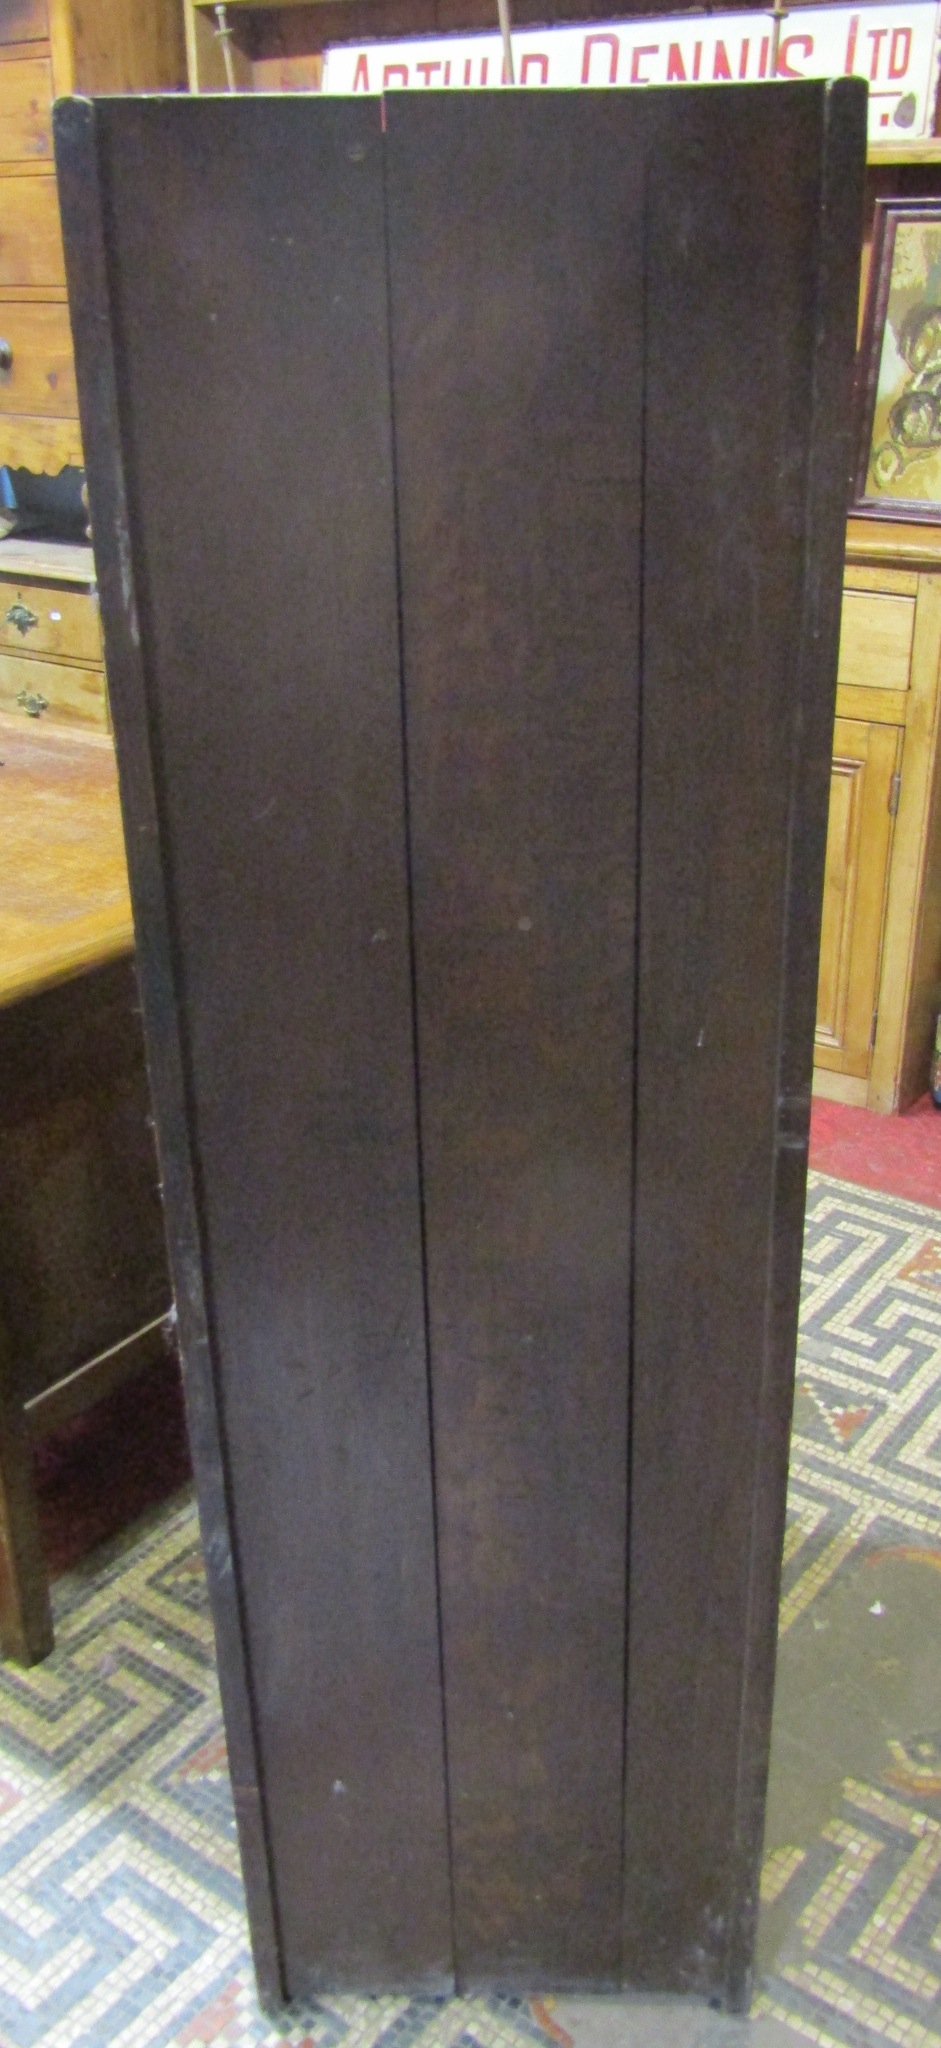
[846, 516, 941, 568]
[0, 708, 131, 1009]
[0, 535, 94, 584]
[868, 139, 941, 165]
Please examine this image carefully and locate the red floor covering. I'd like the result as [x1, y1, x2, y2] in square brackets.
[809, 1090, 941, 1210]
[29, 1092, 941, 1589]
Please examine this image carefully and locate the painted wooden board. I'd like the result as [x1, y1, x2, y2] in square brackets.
[384, 92, 641, 1989]
[55, 94, 452, 2000]
[623, 84, 867, 2005]
[55, 82, 865, 2008]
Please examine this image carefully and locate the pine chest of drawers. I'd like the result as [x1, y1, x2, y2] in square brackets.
[814, 521, 941, 1111]
[0, 0, 183, 729]
[0, 0, 184, 482]
[0, 534, 105, 726]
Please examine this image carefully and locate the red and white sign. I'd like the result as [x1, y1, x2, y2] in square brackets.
[322, 1, 941, 138]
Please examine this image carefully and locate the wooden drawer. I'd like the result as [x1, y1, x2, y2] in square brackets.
[0, 58, 51, 162]
[0, 0, 48, 45]
[837, 589, 915, 694]
[0, 649, 106, 728]
[0, 411, 81, 469]
[0, 577, 100, 660]
[0, 172, 63, 286]
[0, 297, 74, 413]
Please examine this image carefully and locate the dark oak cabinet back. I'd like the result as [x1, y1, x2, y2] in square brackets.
[55, 80, 865, 2009]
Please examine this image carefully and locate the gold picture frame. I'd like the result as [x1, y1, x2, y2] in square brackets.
[855, 199, 941, 523]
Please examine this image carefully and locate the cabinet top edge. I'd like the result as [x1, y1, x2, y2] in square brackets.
[846, 518, 941, 570]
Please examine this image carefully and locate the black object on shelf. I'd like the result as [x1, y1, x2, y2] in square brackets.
[0, 463, 87, 543]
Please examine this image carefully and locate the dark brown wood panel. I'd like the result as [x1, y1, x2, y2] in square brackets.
[722, 85, 869, 2006]
[622, 80, 866, 2007]
[0, 958, 167, 1400]
[385, 94, 642, 1989]
[56, 84, 866, 2009]
[55, 94, 452, 1996]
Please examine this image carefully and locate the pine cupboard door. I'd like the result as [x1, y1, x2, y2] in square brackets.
[815, 718, 902, 1078]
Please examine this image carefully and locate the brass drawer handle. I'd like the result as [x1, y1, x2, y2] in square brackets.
[0, 340, 13, 374]
[16, 688, 47, 718]
[5, 602, 38, 635]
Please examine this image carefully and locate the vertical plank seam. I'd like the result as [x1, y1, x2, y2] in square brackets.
[379, 109, 459, 1992]
[620, 140, 650, 1993]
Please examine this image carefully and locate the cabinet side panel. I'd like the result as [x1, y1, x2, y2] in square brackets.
[54, 93, 282, 2004]
[56, 94, 453, 1997]
[386, 93, 642, 1989]
[624, 80, 865, 2004]
[727, 81, 867, 2000]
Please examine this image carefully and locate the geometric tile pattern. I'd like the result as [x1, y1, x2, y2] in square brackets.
[0, 1172, 938, 2048]
[0, 1497, 554, 2048]
[756, 1176, 941, 2048]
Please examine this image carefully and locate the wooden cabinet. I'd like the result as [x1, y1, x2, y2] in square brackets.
[0, 715, 171, 1665]
[0, 297, 77, 414]
[184, 0, 324, 91]
[0, 0, 184, 480]
[814, 526, 941, 1111]
[0, 536, 107, 729]
[0, 172, 64, 286]
[816, 717, 900, 1077]
[0, 0, 185, 728]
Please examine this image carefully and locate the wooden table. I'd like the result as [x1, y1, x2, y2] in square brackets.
[0, 711, 171, 1663]
[0, 709, 132, 997]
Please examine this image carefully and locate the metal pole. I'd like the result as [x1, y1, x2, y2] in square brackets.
[214, 3, 237, 90]
[497, 0, 515, 86]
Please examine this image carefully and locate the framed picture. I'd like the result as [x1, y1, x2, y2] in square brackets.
[855, 199, 941, 523]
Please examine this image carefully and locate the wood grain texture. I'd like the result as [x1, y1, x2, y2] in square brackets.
[56, 93, 283, 2002]
[0, 953, 168, 1403]
[833, 681, 909, 724]
[0, 537, 94, 584]
[623, 80, 866, 2007]
[0, 576, 102, 662]
[0, 410, 81, 470]
[811, 1065, 869, 1106]
[48, 0, 185, 96]
[0, 172, 64, 287]
[845, 516, 941, 567]
[837, 590, 914, 693]
[843, 564, 919, 595]
[0, 56, 51, 161]
[899, 722, 941, 1107]
[184, 0, 253, 91]
[869, 573, 941, 1111]
[55, 93, 452, 1998]
[0, 296, 76, 414]
[0, 937, 170, 1670]
[0, 711, 131, 1004]
[56, 84, 865, 2008]
[385, 92, 640, 1991]
[0, 1312, 53, 1664]
[815, 718, 901, 1076]
[814, 520, 941, 1109]
[0, 648, 106, 725]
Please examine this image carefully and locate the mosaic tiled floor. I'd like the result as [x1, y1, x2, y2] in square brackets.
[0, 1173, 939, 2048]
[757, 1175, 941, 2047]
